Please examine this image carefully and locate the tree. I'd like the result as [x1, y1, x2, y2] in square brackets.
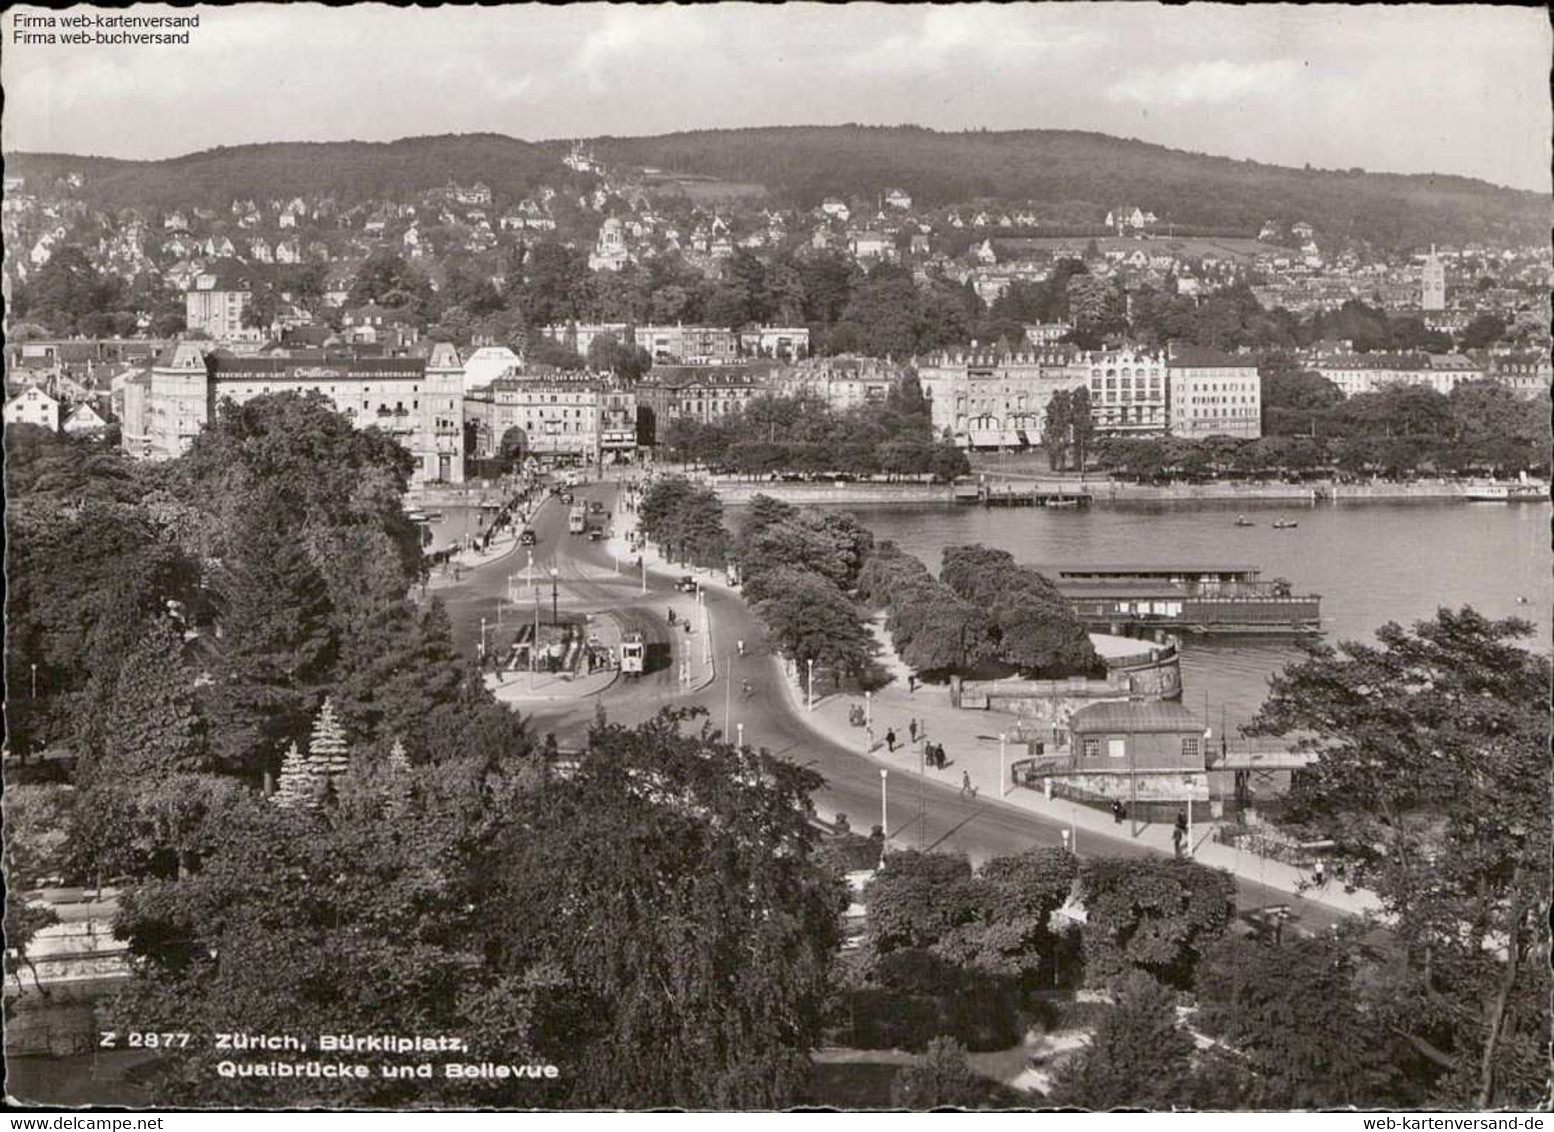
[108, 768, 538, 1107]
[1042, 389, 1071, 471]
[1076, 858, 1237, 989]
[1068, 387, 1095, 472]
[752, 567, 876, 684]
[1246, 608, 1551, 1108]
[939, 546, 1099, 677]
[1194, 934, 1406, 1108]
[205, 499, 338, 785]
[307, 697, 352, 785]
[1049, 972, 1196, 1109]
[475, 709, 844, 1107]
[80, 615, 211, 787]
[3, 786, 72, 990]
[1458, 313, 1507, 351]
[890, 1038, 1003, 1109]
[272, 741, 321, 812]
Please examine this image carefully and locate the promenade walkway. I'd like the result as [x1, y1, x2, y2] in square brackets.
[777, 617, 1380, 918]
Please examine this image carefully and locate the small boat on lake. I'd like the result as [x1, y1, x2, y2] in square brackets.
[1234, 516, 1256, 528]
[1272, 520, 1299, 530]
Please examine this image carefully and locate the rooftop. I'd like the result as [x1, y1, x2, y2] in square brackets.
[1069, 700, 1204, 735]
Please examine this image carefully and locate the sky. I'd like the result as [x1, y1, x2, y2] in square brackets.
[2, 3, 1550, 192]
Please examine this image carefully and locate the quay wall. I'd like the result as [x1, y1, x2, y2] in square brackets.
[708, 482, 955, 506]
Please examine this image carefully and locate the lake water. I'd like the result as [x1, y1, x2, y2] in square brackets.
[852, 500, 1551, 737]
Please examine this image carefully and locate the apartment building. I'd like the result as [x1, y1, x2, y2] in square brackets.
[1165, 344, 1262, 440]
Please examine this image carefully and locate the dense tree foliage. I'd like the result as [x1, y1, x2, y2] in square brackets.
[584, 126, 1546, 248]
[1194, 934, 1406, 1108]
[1092, 380, 1549, 481]
[733, 497, 879, 689]
[939, 546, 1100, 677]
[1048, 972, 1198, 1110]
[636, 476, 728, 568]
[1075, 858, 1237, 989]
[890, 1037, 1018, 1109]
[857, 542, 993, 676]
[1247, 608, 1551, 1108]
[658, 378, 968, 481]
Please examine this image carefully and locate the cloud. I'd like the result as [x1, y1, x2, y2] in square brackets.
[1105, 59, 1305, 107]
[571, 7, 714, 92]
[848, 7, 1100, 77]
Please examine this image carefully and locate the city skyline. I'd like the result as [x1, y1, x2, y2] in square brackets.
[1, 2, 1550, 193]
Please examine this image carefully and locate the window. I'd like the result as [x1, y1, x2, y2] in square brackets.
[1181, 737, 1201, 761]
[1081, 738, 1100, 760]
[1108, 738, 1126, 759]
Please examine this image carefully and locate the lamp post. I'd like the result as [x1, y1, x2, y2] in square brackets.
[527, 550, 534, 595]
[807, 658, 815, 712]
[736, 722, 744, 748]
[31, 663, 38, 699]
[879, 768, 889, 839]
[999, 732, 1007, 798]
[479, 616, 487, 662]
[550, 566, 559, 626]
[641, 557, 647, 594]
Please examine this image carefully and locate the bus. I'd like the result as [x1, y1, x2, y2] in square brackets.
[568, 506, 587, 534]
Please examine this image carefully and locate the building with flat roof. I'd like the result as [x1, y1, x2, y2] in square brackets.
[463, 371, 637, 466]
[1166, 344, 1262, 440]
[127, 342, 464, 484]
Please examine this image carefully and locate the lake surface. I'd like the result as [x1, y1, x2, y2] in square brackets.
[852, 500, 1551, 737]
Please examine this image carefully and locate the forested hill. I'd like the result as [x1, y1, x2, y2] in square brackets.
[3, 134, 558, 210]
[566, 125, 1547, 248]
[7, 126, 1546, 248]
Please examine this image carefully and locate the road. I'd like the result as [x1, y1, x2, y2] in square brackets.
[437, 475, 1346, 934]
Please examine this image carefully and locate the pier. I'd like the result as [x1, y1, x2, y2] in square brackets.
[954, 482, 1093, 508]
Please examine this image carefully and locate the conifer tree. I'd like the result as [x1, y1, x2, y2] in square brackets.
[273, 741, 320, 811]
[308, 697, 351, 781]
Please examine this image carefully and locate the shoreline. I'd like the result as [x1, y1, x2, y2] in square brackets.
[700, 479, 1549, 507]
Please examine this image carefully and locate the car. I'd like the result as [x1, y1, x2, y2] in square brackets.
[588, 501, 606, 514]
[587, 528, 604, 541]
[675, 575, 697, 593]
[560, 492, 574, 505]
[520, 530, 537, 546]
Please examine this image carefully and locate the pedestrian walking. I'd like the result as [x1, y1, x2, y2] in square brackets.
[934, 743, 946, 770]
[1172, 826, 1184, 857]
[907, 674, 917, 694]
[1313, 859, 1326, 889]
[885, 727, 897, 752]
[908, 718, 918, 744]
[1111, 799, 1125, 825]
[960, 770, 975, 798]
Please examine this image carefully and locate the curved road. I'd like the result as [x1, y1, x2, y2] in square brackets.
[437, 476, 1344, 934]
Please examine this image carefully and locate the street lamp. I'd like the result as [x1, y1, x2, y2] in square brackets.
[807, 658, 815, 712]
[879, 768, 889, 841]
[549, 566, 559, 626]
[736, 722, 744, 748]
[527, 550, 534, 595]
[478, 617, 488, 662]
[999, 733, 1007, 798]
[31, 663, 38, 699]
